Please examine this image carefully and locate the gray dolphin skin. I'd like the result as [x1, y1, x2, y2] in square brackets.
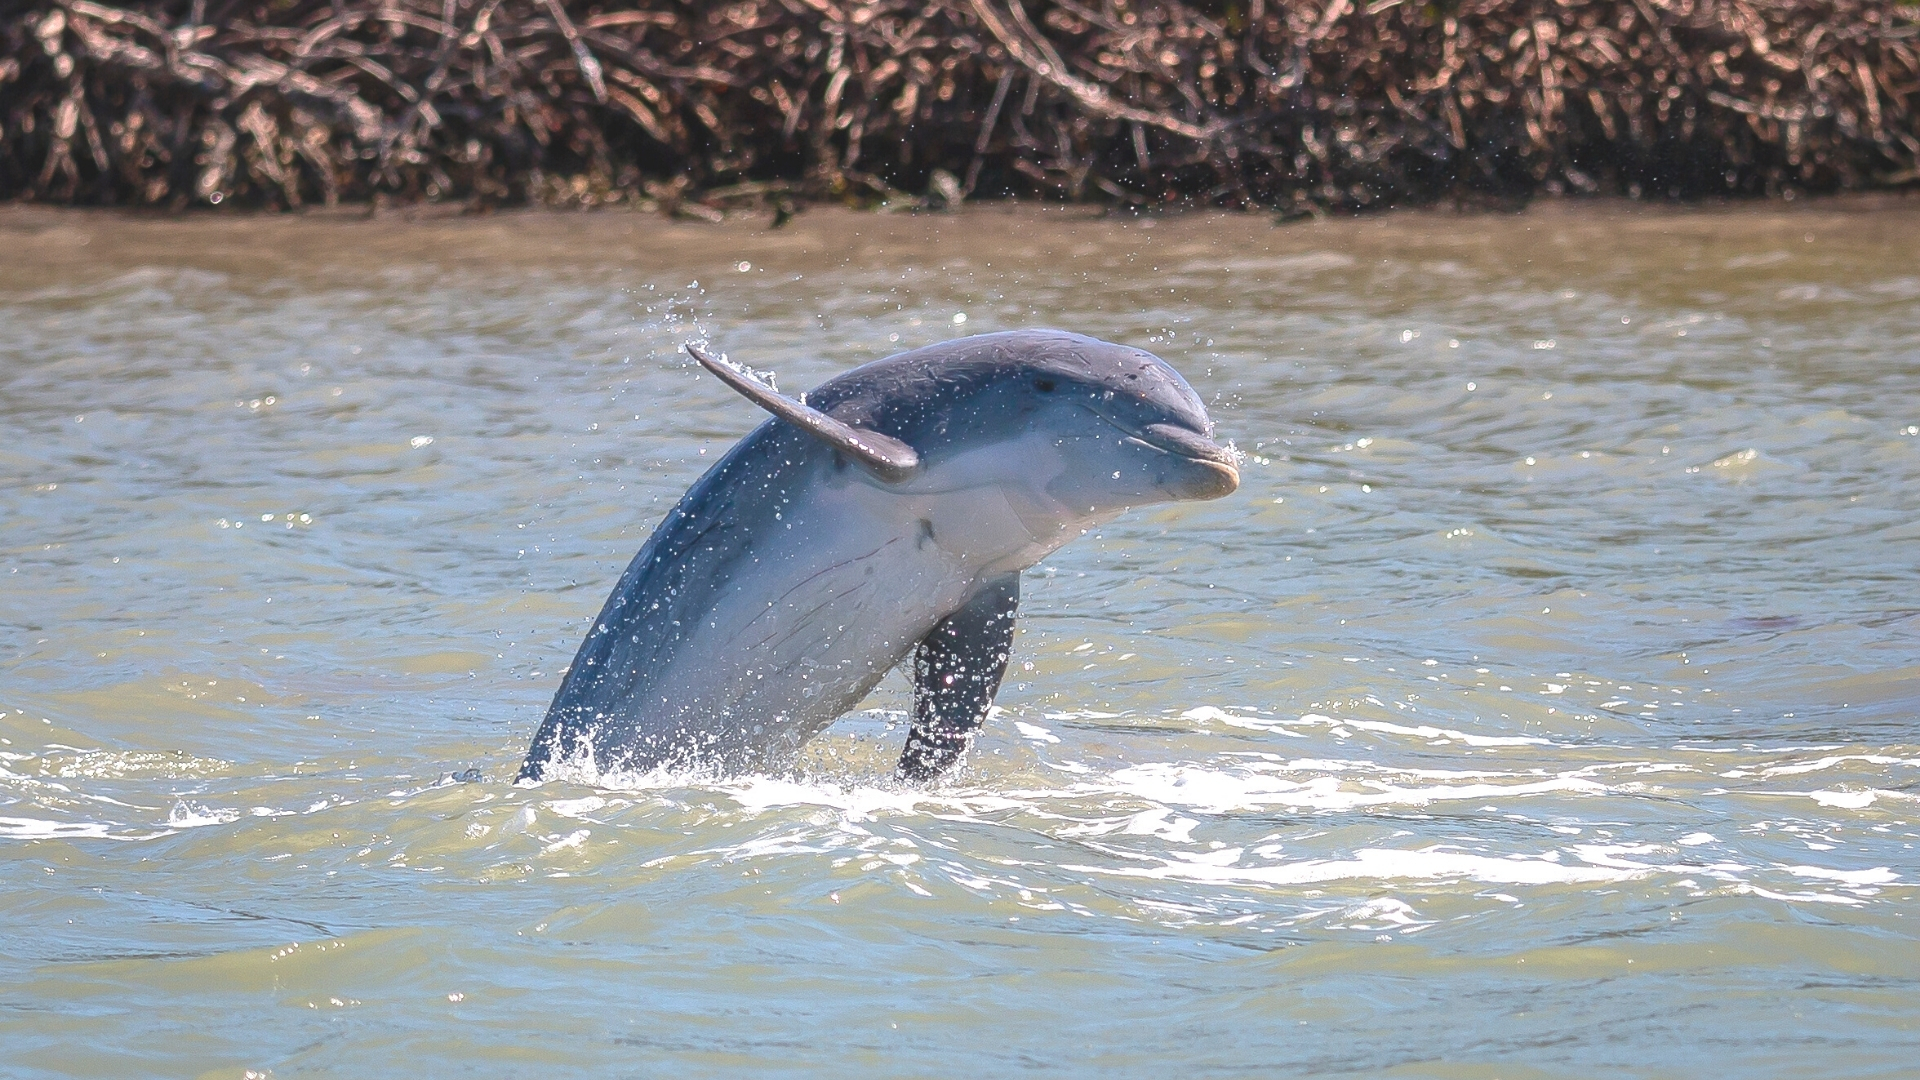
[518, 330, 1238, 783]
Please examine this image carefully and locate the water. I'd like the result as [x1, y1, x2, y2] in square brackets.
[2, 202, 1917, 1078]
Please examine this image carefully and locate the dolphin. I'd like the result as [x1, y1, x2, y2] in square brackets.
[518, 329, 1238, 783]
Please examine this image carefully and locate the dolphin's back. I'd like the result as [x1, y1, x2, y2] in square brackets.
[520, 420, 817, 776]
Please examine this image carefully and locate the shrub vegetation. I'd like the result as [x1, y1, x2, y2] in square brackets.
[3, 0, 1916, 212]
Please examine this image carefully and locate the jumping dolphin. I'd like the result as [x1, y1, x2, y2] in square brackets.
[518, 330, 1238, 783]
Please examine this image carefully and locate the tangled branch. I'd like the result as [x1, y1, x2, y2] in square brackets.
[2, 0, 1915, 211]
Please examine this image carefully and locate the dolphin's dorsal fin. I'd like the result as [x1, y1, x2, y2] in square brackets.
[687, 344, 920, 483]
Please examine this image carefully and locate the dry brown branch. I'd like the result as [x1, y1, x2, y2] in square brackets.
[1, 0, 1915, 212]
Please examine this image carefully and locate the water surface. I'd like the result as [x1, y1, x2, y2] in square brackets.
[2, 202, 1917, 1078]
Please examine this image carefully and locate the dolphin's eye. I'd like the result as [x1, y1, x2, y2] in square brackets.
[1033, 378, 1056, 393]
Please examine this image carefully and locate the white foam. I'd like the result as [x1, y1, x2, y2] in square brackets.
[1179, 706, 1305, 736]
[1807, 789, 1876, 809]
[166, 802, 239, 828]
[523, 742, 709, 792]
[0, 815, 114, 839]
[1763, 755, 1910, 777]
[1060, 808, 1200, 844]
[726, 777, 935, 820]
[1098, 761, 1606, 814]
[544, 796, 611, 819]
[1183, 708, 1549, 747]
[1074, 847, 1638, 888]
[722, 775, 1030, 822]
[482, 721, 1908, 914]
[1338, 717, 1551, 747]
[1784, 864, 1898, 885]
[540, 829, 590, 854]
[1739, 885, 1866, 907]
[1331, 897, 1432, 928]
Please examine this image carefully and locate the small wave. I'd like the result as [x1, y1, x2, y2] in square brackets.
[1065, 839, 1900, 904]
[1181, 707, 1549, 747]
[1802, 787, 1918, 809]
[1785, 865, 1899, 886]
[1762, 754, 1914, 777]
[0, 815, 115, 840]
[1073, 847, 1635, 888]
[723, 775, 1033, 821]
[166, 801, 241, 828]
[1094, 760, 1605, 814]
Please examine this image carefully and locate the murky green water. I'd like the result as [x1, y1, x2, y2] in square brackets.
[2, 202, 1916, 1078]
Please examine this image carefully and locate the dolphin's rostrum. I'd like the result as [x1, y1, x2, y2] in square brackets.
[519, 330, 1238, 783]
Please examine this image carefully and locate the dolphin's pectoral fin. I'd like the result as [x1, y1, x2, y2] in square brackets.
[897, 574, 1020, 782]
[687, 343, 920, 483]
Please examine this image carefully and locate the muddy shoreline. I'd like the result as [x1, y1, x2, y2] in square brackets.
[7, 187, 1919, 240]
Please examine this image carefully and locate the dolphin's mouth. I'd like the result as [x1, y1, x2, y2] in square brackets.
[1129, 422, 1238, 466]
[1122, 422, 1241, 498]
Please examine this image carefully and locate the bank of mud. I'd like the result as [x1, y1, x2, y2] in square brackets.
[3, 1, 1917, 215]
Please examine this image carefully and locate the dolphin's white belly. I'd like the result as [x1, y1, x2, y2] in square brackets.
[633, 470, 1050, 769]
[536, 429, 1126, 776]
